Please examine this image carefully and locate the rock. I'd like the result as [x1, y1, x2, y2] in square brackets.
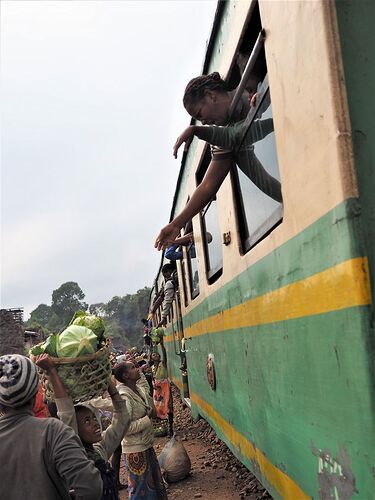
[194, 494, 202, 498]
[204, 461, 211, 467]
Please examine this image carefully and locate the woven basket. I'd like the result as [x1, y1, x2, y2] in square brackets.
[37, 344, 112, 404]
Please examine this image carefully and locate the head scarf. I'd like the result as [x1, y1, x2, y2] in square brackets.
[0, 354, 39, 408]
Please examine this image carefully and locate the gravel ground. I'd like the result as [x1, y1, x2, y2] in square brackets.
[120, 386, 272, 499]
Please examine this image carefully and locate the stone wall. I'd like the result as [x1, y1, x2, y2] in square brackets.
[0, 310, 24, 356]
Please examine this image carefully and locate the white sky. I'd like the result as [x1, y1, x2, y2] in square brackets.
[0, 0, 217, 318]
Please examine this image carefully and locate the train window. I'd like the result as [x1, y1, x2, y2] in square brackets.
[201, 199, 223, 281]
[187, 246, 200, 299]
[196, 147, 223, 283]
[180, 258, 189, 307]
[232, 78, 283, 253]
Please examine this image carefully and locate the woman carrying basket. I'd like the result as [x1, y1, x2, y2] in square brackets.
[35, 354, 130, 500]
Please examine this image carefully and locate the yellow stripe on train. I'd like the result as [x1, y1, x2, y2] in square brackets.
[171, 376, 309, 499]
[165, 257, 371, 342]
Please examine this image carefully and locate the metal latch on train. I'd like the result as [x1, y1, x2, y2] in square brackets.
[222, 231, 231, 245]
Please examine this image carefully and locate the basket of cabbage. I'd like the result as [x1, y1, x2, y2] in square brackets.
[30, 312, 112, 403]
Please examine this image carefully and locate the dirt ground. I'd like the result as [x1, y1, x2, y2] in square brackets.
[119, 387, 272, 500]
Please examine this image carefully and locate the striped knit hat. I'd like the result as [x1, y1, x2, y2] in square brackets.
[0, 355, 39, 408]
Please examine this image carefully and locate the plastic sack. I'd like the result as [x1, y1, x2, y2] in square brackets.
[158, 435, 191, 483]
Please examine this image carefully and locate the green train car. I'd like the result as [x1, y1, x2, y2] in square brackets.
[151, 1, 374, 498]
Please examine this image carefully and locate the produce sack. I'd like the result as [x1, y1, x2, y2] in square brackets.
[57, 325, 98, 358]
[158, 435, 191, 483]
[70, 311, 105, 343]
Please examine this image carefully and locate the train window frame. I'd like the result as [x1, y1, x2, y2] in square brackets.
[186, 244, 200, 300]
[179, 259, 189, 307]
[200, 200, 223, 283]
[196, 147, 224, 285]
[231, 76, 283, 254]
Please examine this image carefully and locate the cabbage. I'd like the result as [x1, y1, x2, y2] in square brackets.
[56, 325, 98, 358]
[150, 327, 165, 344]
[71, 312, 105, 342]
[30, 334, 58, 357]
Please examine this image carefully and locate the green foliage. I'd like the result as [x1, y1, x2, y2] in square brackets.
[27, 304, 53, 327]
[51, 282, 88, 328]
[28, 283, 151, 351]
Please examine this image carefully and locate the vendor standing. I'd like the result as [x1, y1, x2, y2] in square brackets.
[151, 340, 173, 437]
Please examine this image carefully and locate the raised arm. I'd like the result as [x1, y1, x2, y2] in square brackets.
[155, 158, 232, 250]
[35, 354, 79, 434]
[95, 381, 130, 460]
[34, 354, 68, 399]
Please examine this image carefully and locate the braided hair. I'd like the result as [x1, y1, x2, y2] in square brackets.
[183, 72, 227, 108]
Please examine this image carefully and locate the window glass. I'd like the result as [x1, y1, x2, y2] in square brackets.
[233, 83, 282, 252]
[187, 249, 200, 299]
[180, 260, 189, 307]
[201, 200, 223, 281]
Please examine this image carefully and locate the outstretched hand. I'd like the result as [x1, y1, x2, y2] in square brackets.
[154, 222, 181, 251]
[173, 126, 195, 159]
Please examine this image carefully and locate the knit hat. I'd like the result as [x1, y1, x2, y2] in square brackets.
[0, 355, 39, 408]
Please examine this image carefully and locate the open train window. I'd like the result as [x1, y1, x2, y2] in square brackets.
[196, 147, 223, 284]
[232, 77, 283, 253]
[187, 243, 200, 299]
[223, 2, 283, 254]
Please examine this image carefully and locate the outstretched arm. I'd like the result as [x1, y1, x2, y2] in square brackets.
[34, 354, 68, 399]
[34, 354, 79, 434]
[155, 158, 231, 250]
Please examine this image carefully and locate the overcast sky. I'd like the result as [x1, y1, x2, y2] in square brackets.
[1, 0, 217, 318]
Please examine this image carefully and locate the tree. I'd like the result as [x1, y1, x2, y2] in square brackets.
[51, 281, 88, 327]
[27, 304, 53, 327]
[89, 303, 105, 316]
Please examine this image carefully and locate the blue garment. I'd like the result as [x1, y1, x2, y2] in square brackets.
[165, 244, 196, 261]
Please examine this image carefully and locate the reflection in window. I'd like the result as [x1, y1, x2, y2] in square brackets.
[233, 84, 283, 252]
[201, 200, 223, 281]
[180, 260, 189, 307]
[187, 249, 200, 299]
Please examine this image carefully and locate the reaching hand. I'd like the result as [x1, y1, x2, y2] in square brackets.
[157, 318, 167, 328]
[155, 222, 181, 251]
[34, 353, 55, 372]
[173, 126, 195, 159]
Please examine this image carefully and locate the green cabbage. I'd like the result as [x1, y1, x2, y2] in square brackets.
[150, 327, 165, 344]
[30, 334, 58, 357]
[71, 312, 105, 342]
[56, 325, 98, 358]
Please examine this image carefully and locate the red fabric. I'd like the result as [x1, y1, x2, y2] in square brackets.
[152, 379, 172, 420]
[32, 385, 49, 418]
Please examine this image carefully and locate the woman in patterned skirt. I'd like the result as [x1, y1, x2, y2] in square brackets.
[114, 361, 168, 499]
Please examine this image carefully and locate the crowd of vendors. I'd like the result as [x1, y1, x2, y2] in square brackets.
[0, 320, 172, 500]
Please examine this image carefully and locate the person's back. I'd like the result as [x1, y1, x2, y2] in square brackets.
[0, 354, 103, 500]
